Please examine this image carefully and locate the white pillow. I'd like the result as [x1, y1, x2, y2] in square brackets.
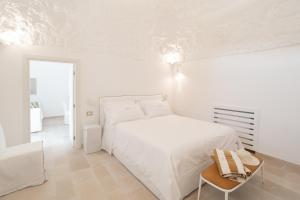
[101, 100, 135, 125]
[140, 100, 173, 118]
[104, 103, 144, 125]
[0, 125, 7, 152]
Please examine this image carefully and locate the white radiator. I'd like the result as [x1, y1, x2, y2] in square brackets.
[212, 105, 258, 151]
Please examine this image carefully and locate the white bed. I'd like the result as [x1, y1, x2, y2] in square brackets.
[100, 95, 242, 200]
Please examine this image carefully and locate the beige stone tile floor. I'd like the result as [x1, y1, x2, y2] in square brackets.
[31, 117, 71, 147]
[1, 117, 300, 200]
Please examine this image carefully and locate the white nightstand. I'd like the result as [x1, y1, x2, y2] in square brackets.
[83, 124, 101, 154]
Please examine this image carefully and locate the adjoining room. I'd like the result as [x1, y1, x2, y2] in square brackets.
[29, 60, 75, 147]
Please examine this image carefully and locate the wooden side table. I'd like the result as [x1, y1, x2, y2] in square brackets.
[197, 157, 264, 200]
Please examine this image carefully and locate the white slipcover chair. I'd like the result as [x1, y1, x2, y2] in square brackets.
[0, 125, 47, 196]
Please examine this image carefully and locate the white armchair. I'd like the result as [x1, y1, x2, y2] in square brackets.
[0, 125, 47, 196]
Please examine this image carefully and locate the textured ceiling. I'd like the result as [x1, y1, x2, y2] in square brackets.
[1, 0, 300, 60]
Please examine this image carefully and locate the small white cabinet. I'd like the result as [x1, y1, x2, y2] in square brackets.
[83, 125, 101, 154]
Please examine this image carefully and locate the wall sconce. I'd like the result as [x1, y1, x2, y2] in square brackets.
[163, 47, 184, 81]
[163, 51, 182, 65]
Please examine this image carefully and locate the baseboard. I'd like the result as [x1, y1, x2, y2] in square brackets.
[43, 115, 64, 119]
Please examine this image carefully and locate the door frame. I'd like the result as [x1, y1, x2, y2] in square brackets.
[23, 56, 80, 148]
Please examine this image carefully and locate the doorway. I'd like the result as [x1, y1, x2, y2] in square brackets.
[29, 60, 75, 147]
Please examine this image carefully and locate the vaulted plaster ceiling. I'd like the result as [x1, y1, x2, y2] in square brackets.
[1, 0, 300, 60]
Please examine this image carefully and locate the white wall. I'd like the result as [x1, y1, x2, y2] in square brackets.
[0, 45, 171, 147]
[0, 1, 172, 147]
[0, 46, 24, 145]
[172, 45, 300, 165]
[30, 60, 72, 118]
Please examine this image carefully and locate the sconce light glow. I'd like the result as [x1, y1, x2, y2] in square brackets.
[175, 71, 185, 81]
[164, 51, 182, 65]
[0, 29, 32, 45]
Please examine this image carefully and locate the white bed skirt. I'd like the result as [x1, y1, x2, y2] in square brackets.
[113, 148, 213, 200]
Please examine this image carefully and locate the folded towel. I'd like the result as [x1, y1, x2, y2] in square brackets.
[212, 149, 251, 182]
[237, 148, 260, 166]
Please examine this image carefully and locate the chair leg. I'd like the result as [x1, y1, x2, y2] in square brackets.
[261, 164, 264, 184]
[225, 192, 229, 200]
[197, 176, 202, 200]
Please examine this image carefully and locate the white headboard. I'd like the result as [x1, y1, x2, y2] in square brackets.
[99, 94, 165, 125]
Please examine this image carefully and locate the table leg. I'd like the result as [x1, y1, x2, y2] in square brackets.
[197, 176, 202, 200]
[225, 192, 229, 200]
[261, 164, 264, 184]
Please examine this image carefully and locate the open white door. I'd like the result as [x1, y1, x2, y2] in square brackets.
[68, 65, 75, 145]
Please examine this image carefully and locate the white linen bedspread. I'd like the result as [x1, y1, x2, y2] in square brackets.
[111, 115, 241, 200]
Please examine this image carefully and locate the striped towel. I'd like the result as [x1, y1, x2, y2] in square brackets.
[212, 149, 251, 182]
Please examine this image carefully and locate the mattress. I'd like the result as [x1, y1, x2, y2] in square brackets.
[110, 115, 242, 200]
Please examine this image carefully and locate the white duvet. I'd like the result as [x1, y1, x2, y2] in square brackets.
[109, 115, 242, 200]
